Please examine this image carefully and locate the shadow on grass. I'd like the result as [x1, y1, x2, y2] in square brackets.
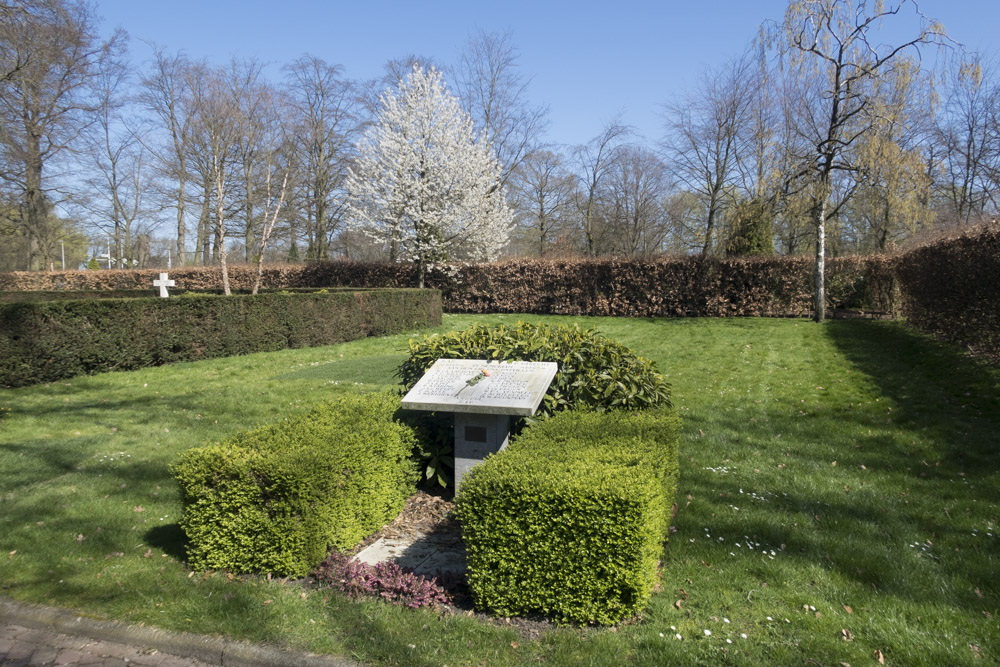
[824, 320, 1000, 476]
[146, 523, 187, 561]
[676, 471, 987, 607]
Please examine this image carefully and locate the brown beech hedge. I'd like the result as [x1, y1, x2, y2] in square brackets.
[0, 289, 441, 388]
[1, 223, 996, 361]
[0, 256, 896, 317]
[894, 225, 1000, 361]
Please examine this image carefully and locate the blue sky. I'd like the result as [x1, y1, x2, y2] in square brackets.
[98, 0, 999, 148]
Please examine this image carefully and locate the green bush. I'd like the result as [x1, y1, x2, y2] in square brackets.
[171, 392, 418, 577]
[0, 289, 441, 387]
[455, 407, 681, 626]
[398, 321, 671, 414]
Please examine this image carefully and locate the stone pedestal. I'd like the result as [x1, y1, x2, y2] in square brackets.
[453, 412, 510, 489]
[401, 358, 559, 491]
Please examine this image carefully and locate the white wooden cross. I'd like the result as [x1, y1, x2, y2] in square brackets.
[153, 272, 175, 298]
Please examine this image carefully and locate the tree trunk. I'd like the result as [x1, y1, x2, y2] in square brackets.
[315, 188, 327, 259]
[244, 196, 254, 263]
[197, 177, 211, 265]
[24, 131, 48, 271]
[703, 205, 717, 256]
[176, 177, 186, 266]
[216, 165, 231, 296]
[814, 198, 827, 323]
[584, 198, 596, 257]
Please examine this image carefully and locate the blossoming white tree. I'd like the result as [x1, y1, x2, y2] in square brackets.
[345, 65, 513, 287]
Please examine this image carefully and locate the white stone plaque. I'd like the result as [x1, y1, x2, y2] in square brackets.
[401, 358, 558, 417]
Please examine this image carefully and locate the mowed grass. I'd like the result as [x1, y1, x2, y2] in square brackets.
[0, 315, 997, 665]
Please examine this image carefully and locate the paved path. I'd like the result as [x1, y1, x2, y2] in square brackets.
[0, 621, 210, 666]
[0, 598, 356, 667]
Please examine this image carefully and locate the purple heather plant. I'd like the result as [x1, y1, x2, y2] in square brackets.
[313, 552, 450, 609]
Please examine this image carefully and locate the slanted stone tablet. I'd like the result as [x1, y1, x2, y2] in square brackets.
[401, 358, 558, 417]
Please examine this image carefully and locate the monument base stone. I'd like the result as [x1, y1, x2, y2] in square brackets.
[454, 413, 510, 488]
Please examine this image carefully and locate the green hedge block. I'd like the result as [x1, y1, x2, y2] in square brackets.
[455, 408, 681, 625]
[0, 289, 441, 387]
[171, 392, 419, 577]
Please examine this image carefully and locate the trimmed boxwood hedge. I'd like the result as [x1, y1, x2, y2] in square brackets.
[0, 287, 369, 302]
[0, 289, 441, 387]
[171, 391, 419, 577]
[455, 407, 681, 625]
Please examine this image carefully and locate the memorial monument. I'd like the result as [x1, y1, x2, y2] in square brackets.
[401, 358, 558, 488]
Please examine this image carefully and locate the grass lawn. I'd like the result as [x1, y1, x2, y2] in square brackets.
[1, 315, 997, 665]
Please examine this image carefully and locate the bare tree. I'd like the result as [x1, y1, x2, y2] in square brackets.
[188, 65, 238, 293]
[0, 1, 33, 83]
[283, 55, 361, 260]
[511, 149, 575, 256]
[251, 151, 289, 294]
[662, 53, 754, 256]
[77, 42, 160, 268]
[605, 145, 670, 257]
[139, 46, 196, 266]
[454, 29, 548, 190]
[934, 53, 1000, 225]
[359, 55, 437, 121]
[572, 118, 631, 256]
[225, 58, 271, 262]
[0, 0, 125, 269]
[775, 0, 946, 322]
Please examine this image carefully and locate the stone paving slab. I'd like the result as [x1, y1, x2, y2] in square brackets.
[0, 597, 357, 666]
[354, 531, 467, 575]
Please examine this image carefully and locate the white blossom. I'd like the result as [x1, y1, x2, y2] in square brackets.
[345, 65, 513, 287]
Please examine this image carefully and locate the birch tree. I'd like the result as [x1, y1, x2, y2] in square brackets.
[188, 66, 238, 293]
[345, 65, 512, 288]
[776, 0, 946, 322]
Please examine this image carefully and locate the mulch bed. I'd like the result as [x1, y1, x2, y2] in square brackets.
[349, 490, 461, 555]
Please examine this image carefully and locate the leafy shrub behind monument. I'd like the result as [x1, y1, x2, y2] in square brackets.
[398, 321, 671, 414]
[171, 392, 418, 577]
[455, 407, 681, 625]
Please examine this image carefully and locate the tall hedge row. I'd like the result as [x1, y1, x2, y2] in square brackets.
[0, 256, 896, 317]
[894, 225, 1000, 361]
[3, 224, 996, 360]
[0, 289, 441, 387]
